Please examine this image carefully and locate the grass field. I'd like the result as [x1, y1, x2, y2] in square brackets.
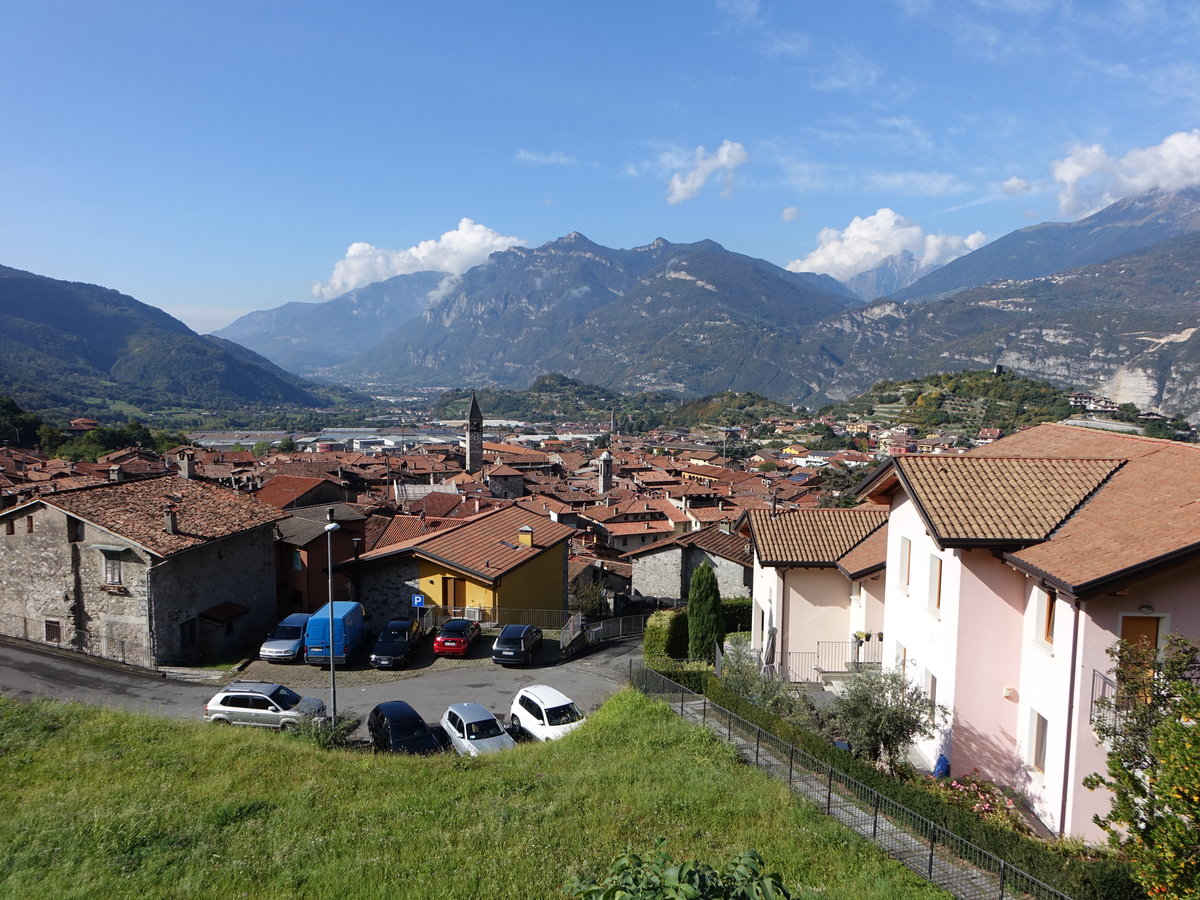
[0, 689, 948, 899]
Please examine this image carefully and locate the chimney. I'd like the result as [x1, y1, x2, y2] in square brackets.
[518, 524, 534, 548]
[163, 504, 178, 535]
[108, 465, 123, 483]
[176, 449, 196, 479]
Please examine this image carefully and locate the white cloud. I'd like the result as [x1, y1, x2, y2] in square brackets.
[781, 206, 801, 222]
[1051, 129, 1200, 217]
[665, 140, 748, 205]
[312, 218, 522, 299]
[863, 170, 965, 196]
[786, 208, 985, 281]
[1001, 175, 1033, 195]
[515, 148, 577, 165]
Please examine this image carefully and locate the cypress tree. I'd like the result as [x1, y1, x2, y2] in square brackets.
[687, 561, 723, 662]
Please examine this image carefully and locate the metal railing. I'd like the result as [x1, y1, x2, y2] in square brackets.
[1089, 669, 1118, 730]
[424, 606, 572, 630]
[631, 662, 1074, 900]
[816, 638, 883, 673]
[585, 614, 648, 643]
[0, 612, 157, 670]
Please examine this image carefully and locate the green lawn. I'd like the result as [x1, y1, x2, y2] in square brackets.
[0, 690, 948, 899]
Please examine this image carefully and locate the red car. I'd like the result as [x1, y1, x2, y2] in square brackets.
[432, 618, 481, 657]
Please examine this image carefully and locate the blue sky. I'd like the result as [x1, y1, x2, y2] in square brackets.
[3, 0, 1199, 332]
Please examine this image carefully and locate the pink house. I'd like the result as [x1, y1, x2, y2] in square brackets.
[858, 423, 1200, 839]
[740, 507, 888, 683]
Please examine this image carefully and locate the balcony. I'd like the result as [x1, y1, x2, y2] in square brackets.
[776, 639, 884, 685]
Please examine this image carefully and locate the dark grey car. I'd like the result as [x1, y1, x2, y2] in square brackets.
[491, 623, 543, 666]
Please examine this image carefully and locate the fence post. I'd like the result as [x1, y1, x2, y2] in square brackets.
[872, 791, 880, 840]
[701, 695, 707, 724]
[998, 861, 1006, 900]
[679, 682, 684, 714]
[826, 765, 834, 813]
[727, 708, 732, 741]
[755, 727, 761, 766]
[927, 827, 936, 881]
[788, 745, 794, 785]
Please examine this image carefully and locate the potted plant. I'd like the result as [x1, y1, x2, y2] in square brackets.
[876, 631, 884, 641]
[853, 630, 870, 644]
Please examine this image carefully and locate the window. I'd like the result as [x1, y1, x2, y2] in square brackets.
[180, 617, 197, 648]
[103, 555, 122, 585]
[928, 556, 943, 611]
[26, 515, 34, 533]
[66, 517, 84, 542]
[1042, 587, 1056, 644]
[4, 520, 13, 536]
[899, 537, 912, 589]
[291, 549, 302, 571]
[895, 642, 907, 672]
[927, 672, 938, 722]
[44, 620, 61, 643]
[1031, 712, 1048, 772]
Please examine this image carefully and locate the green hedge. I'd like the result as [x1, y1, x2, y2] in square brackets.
[702, 677, 1136, 900]
[722, 597, 752, 634]
[643, 609, 712, 692]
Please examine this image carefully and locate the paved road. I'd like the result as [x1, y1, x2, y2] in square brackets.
[0, 636, 642, 741]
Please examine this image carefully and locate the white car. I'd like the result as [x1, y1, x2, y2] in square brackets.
[439, 702, 516, 757]
[509, 685, 586, 742]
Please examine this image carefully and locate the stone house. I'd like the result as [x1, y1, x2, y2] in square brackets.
[625, 525, 752, 602]
[0, 474, 286, 666]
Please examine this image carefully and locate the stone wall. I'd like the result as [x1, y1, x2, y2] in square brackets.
[352, 558, 422, 624]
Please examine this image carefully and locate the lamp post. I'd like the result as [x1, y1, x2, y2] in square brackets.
[324, 508, 341, 721]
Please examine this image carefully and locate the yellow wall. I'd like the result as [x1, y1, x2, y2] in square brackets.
[416, 541, 566, 615]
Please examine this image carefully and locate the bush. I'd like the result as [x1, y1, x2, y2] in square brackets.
[702, 676, 1137, 900]
[644, 610, 711, 691]
[566, 842, 794, 899]
[722, 597, 752, 634]
[284, 714, 360, 750]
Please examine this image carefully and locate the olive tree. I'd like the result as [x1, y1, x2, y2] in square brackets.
[828, 668, 945, 774]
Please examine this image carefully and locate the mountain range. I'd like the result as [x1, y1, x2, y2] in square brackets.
[5, 186, 1200, 422]
[0, 265, 338, 415]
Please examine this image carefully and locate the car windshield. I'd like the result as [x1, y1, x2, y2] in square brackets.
[441, 621, 469, 636]
[271, 625, 303, 640]
[390, 719, 430, 740]
[379, 628, 408, 643]
[465, 717, 503, 740]
[544, 703, 583, 727]
[269, 685, 303, 710]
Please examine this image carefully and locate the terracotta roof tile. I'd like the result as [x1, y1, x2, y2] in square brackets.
[745, 507, 888, 566]
[29, 475, 286, 558]
[893, 455, 1122, 543]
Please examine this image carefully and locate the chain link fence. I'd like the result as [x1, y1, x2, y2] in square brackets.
[630, 661, 1074, 900]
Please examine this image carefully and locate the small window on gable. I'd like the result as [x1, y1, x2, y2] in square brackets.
[928, 556, 943, 611]
[899, 537, 912, 589]
[26, 515, 34, 534]
[103, 555, 122, 585]
[1030, 711, 1048, 772]
[4, 520, 13, 536]
[67, 517, 84, 542]
[1042, 587, 1056, 645]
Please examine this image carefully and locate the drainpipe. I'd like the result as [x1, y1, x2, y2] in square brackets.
[1059, 597, 1082, 836]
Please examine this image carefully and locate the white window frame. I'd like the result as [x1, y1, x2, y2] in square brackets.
[103, 555, 122, 585]
[928, 555, 943, 612]
[898, 536, 912, 591]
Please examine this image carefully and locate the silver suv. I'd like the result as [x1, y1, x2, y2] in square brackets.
[203, 681, 327, 730]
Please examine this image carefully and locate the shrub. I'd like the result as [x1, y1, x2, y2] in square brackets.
[566, 842, 794, 899]
[284, 714, 360, 750]
[825, 668, 945, 774]
[722, 597, 752, 634]
[644, 609, 711, 691]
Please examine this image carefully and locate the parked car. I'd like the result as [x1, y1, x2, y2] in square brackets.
[305, 601, 368, 666]
[369, 617, 426, 669]
[509, 685, 586, 742]
[432, 618, 481, 657]
[203, 681, 326, 730]
[439, 701, 516, 756]
[491, 623, 542, 666]
[366, 701, 443, 754]
[259, 613, 312, 662]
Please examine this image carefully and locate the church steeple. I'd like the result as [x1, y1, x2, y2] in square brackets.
[466, 392, 484, 474]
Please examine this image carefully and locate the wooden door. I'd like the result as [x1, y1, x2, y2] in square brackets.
[1118, 615, 1161, 706]
[1120, 614, 1160, 649]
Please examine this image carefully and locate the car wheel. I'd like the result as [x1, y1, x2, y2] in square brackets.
[212, 718, 231, 726]
[279, 721, 297, 732]
[510, 714, 522, 737]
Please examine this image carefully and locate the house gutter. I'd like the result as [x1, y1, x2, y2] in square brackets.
[1059, 596, 1082, 836]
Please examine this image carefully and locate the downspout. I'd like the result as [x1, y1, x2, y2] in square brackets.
[1059, 597, 1082, 836]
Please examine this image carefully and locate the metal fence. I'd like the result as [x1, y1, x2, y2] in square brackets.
[0, 612, 156, 670]
[423, 606, 573, 630]
[779, 639, 884, 684]
[630, 662, 1073, 900]
[585, 614, 649, 643]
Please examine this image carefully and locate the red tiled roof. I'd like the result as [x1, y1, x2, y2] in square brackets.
[743, 507, 888, 566]
[24, 475, 286, 558]
[255, 475, 335, 509]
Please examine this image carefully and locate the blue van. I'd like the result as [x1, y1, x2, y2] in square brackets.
[304, 601, 368, 666]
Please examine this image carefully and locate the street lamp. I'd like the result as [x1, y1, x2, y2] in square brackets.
[324, 508, 341, 721]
